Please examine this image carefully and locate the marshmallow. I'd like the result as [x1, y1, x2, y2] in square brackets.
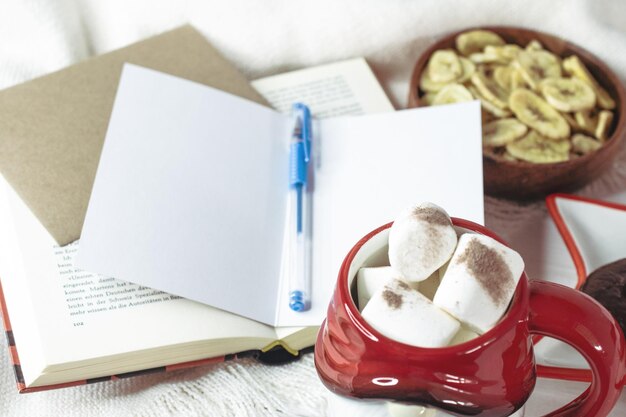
[361, 278, 460, 347]
[356, 266, 401, 311]
[433, 233, 524, 333]
[449, 326, 479, 345]
[388, 203, 457, 282]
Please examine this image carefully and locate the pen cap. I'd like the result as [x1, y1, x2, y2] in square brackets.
[289, 102, 312, 187]
[292, 103, 311, 162]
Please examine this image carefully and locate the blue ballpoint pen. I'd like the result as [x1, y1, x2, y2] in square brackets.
[288, 103, 312, 312]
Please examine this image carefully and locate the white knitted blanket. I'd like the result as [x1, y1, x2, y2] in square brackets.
[1, 0, 626, 416]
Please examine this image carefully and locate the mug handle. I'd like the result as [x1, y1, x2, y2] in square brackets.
[528, 280, 626, 417]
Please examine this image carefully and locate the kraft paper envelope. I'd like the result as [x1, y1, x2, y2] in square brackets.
[0, 25, 266, 245]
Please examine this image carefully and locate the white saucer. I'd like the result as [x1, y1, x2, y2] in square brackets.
[535, 193, 626, 372]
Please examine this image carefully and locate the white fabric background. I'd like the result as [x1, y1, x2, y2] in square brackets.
[1, 0, 626, 416]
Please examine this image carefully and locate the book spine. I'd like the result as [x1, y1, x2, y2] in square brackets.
[0, 281, 27, 392]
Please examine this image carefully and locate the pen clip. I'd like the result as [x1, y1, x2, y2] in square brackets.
[293, 103, 311, 163]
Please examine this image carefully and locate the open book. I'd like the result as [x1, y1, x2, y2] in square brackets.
[0, 58, 395, 392]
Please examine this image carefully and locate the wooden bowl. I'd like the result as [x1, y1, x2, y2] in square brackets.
[408, 26, 626, 200]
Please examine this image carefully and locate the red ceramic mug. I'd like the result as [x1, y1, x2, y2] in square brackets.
[315, 218, 626, 417]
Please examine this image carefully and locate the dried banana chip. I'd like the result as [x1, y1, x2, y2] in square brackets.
[467, 53, 488, 64]
[428, 49, 463, 83]
[483, 118, 529, 146]
[595, 110, 614, 142]
[572, 133, 602, 154]
[514, 50, 561, 89]
[502, 151, 519, 161]
[511, 68, 531, 90]
[482, 145, 499, 158]
[456, 30, 505, 56]
[484, 44, 522, 63]
[483, 146, 520, 162]
[469, 51, 508, 65]
[561, 112, 584, 132]
[456, 57, 476, 83]
[525, 40, 543, 51]
[563, 55, 616, 110]
[420, 53, 471, 92]
[574, 109, 598, 135]
[469, 85, 513, 118]
[419, 70, 449, 92]
[493, 66, 514, 92]
[483, 145, 506, 160]
[481, 98, 513, 118]
[509, 89, 570, 139]
[432, 83, 474, 105]
[471, 67, 509, 109]
[506, 130, 571, 163]
[540, 77, 596, 112]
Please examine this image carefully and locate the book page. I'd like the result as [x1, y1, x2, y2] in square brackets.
[251, 58, 394, 117]
[54, 242, 182, 321]
[0, 178, 48, 386]
[0, 175, 277, 383]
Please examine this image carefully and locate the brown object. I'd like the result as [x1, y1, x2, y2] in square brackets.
[581, 258, 626, 336]
[412, 206, 451, 226]
[382, 288, 403, 309]
[0, 25, 267, 245]
[408, 26, 626, 200]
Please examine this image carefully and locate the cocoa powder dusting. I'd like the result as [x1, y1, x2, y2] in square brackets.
[411, 207, 452, 264]
[421, 226, 445, 263]
[412, 206, 451, 227]
[396, 280, 410, 290]
[382, 289, 403, 309]
[457, 238, 514, 306]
